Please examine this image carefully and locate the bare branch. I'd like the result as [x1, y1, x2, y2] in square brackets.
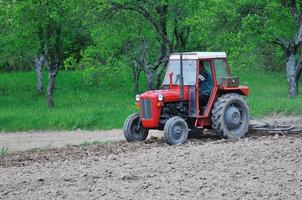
[272, 38, 289, 49]
[294, 21, 302, 45]
[109, 1, 161, 33]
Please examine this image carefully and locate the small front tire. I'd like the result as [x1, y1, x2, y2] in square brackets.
[123, 113, 148, 142]
[164, 116, 188, 145]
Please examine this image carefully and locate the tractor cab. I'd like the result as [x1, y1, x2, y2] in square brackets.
[124, 52, 250, 145]
[162, 52, 232, 117]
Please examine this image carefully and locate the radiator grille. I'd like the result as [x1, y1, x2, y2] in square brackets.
[141, 99, 152, 119]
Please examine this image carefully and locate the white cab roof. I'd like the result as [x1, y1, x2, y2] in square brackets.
[170, 52, 226, 60]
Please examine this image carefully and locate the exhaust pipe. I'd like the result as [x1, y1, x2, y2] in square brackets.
[180, 53, 184, 101]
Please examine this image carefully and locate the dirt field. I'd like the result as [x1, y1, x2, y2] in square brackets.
[0, 134, 302, 199]
[0, 115, 302, 199]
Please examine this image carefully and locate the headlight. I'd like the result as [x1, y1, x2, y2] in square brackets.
[135, 94, 140, 102]
[157, 94, 164, 101]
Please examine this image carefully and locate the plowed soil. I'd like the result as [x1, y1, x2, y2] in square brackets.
[0, 134, 302, 200]
[0, 114, 302, 200]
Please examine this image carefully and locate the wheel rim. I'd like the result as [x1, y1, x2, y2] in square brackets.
[224, 102, 247, 137]
[171, 122, 185, 141]
[130, 117, 144, 139]
[225, 105, 241, 129]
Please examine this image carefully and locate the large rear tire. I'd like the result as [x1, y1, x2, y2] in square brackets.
[211, 93, 249, 139]
[164, 116, 188, 145]
[123, 113, 149, 142]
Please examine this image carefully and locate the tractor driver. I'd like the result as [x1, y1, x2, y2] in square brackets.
[199, 61, 213, 114]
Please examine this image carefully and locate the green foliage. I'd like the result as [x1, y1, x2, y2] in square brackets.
[0, 0, 299, 75]
[63, 56, 79, 71]
[81, 57, 128, 87]
[187, 0, 295, 71]
[0, 0, 93, 70]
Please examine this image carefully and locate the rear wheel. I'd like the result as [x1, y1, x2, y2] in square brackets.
[164, 116, 188, 145]
[211, 93, 249, 139]
[123, 113, 149, 142]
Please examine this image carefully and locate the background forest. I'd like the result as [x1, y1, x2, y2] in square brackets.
[0, 0, 302, 131]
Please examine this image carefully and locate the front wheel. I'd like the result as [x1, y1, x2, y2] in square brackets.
[211, 93, 249, 139]
[164, 116, 188, 145]
[123, 113, 149, 142]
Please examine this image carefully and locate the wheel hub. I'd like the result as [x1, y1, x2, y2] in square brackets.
[225, 105, 241, 129]
[172, 125, 182, 140]
[134, 125, 141, 133]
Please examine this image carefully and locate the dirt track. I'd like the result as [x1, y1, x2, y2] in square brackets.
[0, 130, 163, 153]
[0, 130, 124, 153]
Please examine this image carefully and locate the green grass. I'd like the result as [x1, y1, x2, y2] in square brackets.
[235, 68, 302, 117]
[0, 69, 143, 132]
[0, 68, 301, 131]
[1, 147, 9, 156]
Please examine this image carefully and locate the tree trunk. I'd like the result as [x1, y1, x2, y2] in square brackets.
[34, 55, 44, 95]
[134, 70, 140, 94]
[296, 62, 302, 93]
[146, 68, 154, 91]
[155, 66, 165, 89]
[286, 53, 298, 97]
[47, 69, 58, 108]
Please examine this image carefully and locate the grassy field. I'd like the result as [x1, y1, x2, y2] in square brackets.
[0, 68, 301, 132]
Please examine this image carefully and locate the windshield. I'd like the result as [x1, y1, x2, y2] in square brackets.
[163, 60, 197, 86]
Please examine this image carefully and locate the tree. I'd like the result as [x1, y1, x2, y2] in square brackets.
[271, 0, 302, 97]
[2, 0, 92, 107]
[0, 1, 40, 71]
[190, 0, 302, 97]
[108, 0, 193, 90]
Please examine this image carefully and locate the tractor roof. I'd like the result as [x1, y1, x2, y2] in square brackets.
[169, 52, 226, 60]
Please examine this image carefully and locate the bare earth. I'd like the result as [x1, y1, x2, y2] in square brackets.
[0, 130, 162, 153]
[0, 129, 124, 153]
[0, 115, 302, 199]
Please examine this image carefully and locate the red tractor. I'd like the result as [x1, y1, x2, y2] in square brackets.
[123, 52, 250, 145]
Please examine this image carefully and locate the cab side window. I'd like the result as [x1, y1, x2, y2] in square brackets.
[202, 60, 212, 78]
[214, 59, 230, 85]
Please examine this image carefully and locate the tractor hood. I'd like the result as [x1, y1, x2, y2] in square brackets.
[137, 86, 191, 128]
[139, 86, 190, 102]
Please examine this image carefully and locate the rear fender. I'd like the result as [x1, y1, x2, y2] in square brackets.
[220, 86, 249, 96]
